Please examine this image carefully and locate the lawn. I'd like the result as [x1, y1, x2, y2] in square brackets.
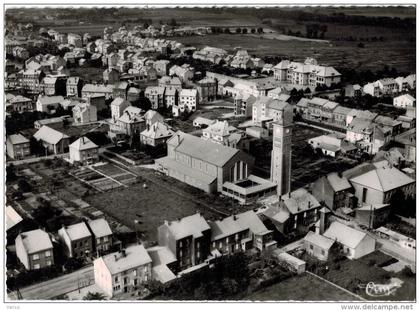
[314, 251, 416, 301]
[83, 180, 216, 243]
[244, 273, 360, 301]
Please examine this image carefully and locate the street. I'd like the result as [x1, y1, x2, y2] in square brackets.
[8, 265, 94, 300]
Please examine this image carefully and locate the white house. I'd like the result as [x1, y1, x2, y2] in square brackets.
[393, 94, 415, 109]
[69, 136, 99, 164]
[93, 245, 152, 298]
[323, 222, 375, 259]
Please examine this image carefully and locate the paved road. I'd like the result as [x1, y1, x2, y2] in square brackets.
[8, 265, 94, 300]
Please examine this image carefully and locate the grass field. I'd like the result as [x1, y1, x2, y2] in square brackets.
[175, 33, 415, 73]
[83, 178, 217, 243]
[244, 273, 360, 301]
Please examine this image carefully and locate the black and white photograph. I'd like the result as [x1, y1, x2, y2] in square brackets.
[1, 1, 417, 307]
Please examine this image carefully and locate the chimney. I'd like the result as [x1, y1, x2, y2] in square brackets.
[319, 207, 327, 235]
[233, 215, 237, 221]
[114, 254, 118, 261]
[338, 171, 342, 178]
[288, 192, 291, 198]
[308, 201, 311, 209]
[121, 249, 126, 257]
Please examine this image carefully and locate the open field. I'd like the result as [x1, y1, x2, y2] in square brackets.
[243, 272, 360, 301]
[84, 176, 213, 243]
[175, 33, 415, 73]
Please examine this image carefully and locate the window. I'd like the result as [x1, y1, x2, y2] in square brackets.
[133, 269, 137, 276]
[310, 245, 314, 250]
[32, 254, 39, 260]
[179, 241, 183, 248]
[34, 264, 40, 270]
[321, 250, 325, 256]
[45, 250, 51, 257]
[46, 260, 52, 266]
[362, 188, 368, 203]
[114, 276, 119, 283]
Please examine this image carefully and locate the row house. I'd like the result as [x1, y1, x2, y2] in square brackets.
[158, 76, 182, 91]
[94, 245, 152, 297]
[81, 84, 114, 100]
[6, 95, 33, 113]
[234, 93, 256, 117]
[377, 78, 398, 95]
[42, 76, 66, 96]
[144, 86, 165, 109]
[19, 69, 45, 93]
[164, 88, 178, 108]
[66, 76, 83, 97]
[72, 102, 98, 124]
[157, 213, 211, 272]
[15, 229, 54, 270]
[58, 222, 93, 259]
[176, 89, 198, 115]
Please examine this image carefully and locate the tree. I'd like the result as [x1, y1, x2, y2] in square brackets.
[143, 21, 150, 29]
[242, 28, 248, 34]
[83, 292, 106, 300]
[257, 27, 263, 34]
[169, 18, 177, 27]
[235, 27, 241, 34]
[224, 28, 231, 34]
[357, 42, 365, 48]
[17, 178, 31, 193]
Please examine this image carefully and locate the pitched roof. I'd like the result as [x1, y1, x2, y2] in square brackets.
[235, 210, 270, 235]
[281, 188, 321, 214]
[350, 162, 414, 192]
[101, 245, 152, 275]
[17, 229, 53, 254]
[146, 246, 177, 266]
[326, 172, 352, 192]
[304, 231, 335, 250]
[323, 222, 368, 249]
[6, 206, 23, 231]
[88, 218, 113, 238]
[61, 222, 91, 241]
[180, 89, 197, 97]
[69, 136, 98, 151]
[169, 131, 240, 167]
[37, 95, 64, 106]
[164, 213, 210, 240]
[82, 84, 113, 93]
[209, 215, 249, 241]
[7, 134, 29, 145]
[141, 122, 175, 139]
[34, 125, 69, 145]
[111, 97, 130, 107]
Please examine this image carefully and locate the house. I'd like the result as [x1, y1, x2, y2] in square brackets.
[144, 110, 165, 128]
[344, 84, 362, 97]
[15, 229, 54, 270]
[395, 77, 409, 93]
[158, 76, 182, 91]
[234, 93, 256, 117]
[303, 231, 335, 261]
[178, 89, 198, 114]
[94, 245, 152, 298]
[273, 58, 341, 87]
[153, 59, 171, 76]
[308, 134, 357, 157]
[144, 86, 165, 110]
[66, 76, 83, 97]
[110, 97, 130, 122]
[311, 173, 354, 211]
[377, 78, 398, 95]
[404, 74, 416, 89]
[82, 84, 114, 100]
[113, 81, 129, 100]
[209, 210, 276, 254]
[127, 87, 141, 103]
[169, 64, 194, 82]
[155, 131, 254, 194]
[42, 76, 66, 96]
[19, 69, 44, 93]
[6, 95, 33, 113]
[33, 125, 70, 155]
[69, 136, 99, 165]
[193, 116, 215, 128]
[103, 68, 120, 84]
[140, 122, 175, 147]
[146, 246, 177, 284]
[36, 95, 64, 113]
[252, 96, 292, 128]
[323, 222, 375, 259]
[111, 106, 145, 137]
[393, 94, 415, 109]
[394, 128, 416, 162]
[6, 134, 31, 160]
[72, 102, 97, 124]
[164, 87, 178, 108]
[157, 213, 211, 271]
[196, 77, 217, 103]
[355, 204, 391, 229]
[88, 218, 113, 257]
[58, 222, 93, 259]
[373, 115, 402, 137]
[263, 188, 321, 235]
[348, 161, 415, 205]
[363, 81, 381, 97]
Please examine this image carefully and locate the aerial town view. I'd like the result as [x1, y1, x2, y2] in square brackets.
[3, 4, 416, 304]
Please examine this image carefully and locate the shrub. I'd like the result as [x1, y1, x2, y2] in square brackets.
[367, 259, 376, 266]
[401, 266, 415, 278]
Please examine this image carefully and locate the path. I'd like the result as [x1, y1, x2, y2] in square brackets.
[8, 265, 94, 300]
[305, 271, 366, 301]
